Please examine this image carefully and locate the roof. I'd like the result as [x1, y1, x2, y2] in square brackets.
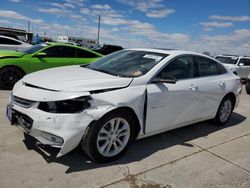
[216, 54, 250, 58]
[127, 48, 204, 56]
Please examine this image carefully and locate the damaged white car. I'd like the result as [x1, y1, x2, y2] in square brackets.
[6, 49, 242, 162]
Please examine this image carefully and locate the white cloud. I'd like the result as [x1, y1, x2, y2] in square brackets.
[50, 2, 76, 10]
[188, 29, 250, 55]
[64, 3, 75, 9]
[0, 10, 28, 20]
[117, 0, 174, 18]
[112, 27, 119, 32]
[0, 19, 11, 24]
[38, 8, 67, 15]
[101, 17, 128, 25]
[90, 4, 126, 25]
[9, 0, 20, 2]
[209, 15, 250, 22]
[31, 19, 45, 24]
[0, 10, 45, 25]
[91, 4, 111, 10]
[50, 3, 64, 9]
[69, 14, 84, 20]
[80, 8, 90, 14]
[146, 9, 175, 18]
[200, 21, 233, 29]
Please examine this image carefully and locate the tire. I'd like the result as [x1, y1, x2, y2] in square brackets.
[81, 110, 136, 163]
[213, 96, 234, 126]
[0, 67, 24, 90]
[246, 81, 250, 94]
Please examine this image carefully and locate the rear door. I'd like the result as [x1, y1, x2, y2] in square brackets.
[237, 58, 250, 79]
[193, 56, 228, 119]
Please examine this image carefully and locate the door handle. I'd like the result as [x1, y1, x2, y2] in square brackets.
[218, 81, 225, 86]
[189, 84, 197, 91]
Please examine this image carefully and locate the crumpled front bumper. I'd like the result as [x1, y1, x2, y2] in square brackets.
[9, 103, 94, 157]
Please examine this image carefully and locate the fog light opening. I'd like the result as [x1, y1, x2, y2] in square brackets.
[41, 132, 64, 145]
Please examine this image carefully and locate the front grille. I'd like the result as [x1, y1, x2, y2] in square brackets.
[14, 110, 34, 132]
[13, 95, 36, 108]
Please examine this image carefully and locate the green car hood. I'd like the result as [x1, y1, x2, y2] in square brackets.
[0, 50, 25, 58]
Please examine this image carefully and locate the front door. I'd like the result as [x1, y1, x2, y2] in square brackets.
[30, 46, 76, 72]
[145, 55, 199, 134]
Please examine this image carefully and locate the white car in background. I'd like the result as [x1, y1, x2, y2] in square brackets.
[7, 49, 242, 162]
[215, 55, 250, 79]
[0, 35, 32, 51]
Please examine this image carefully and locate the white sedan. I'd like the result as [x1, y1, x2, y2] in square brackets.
[6, 49, 242, 162]
[0, 35, 32, 51]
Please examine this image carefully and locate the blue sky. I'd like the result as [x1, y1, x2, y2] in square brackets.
[0, 0, 250, 55]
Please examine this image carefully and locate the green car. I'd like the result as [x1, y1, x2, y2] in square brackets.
[0, 42, 103, 89]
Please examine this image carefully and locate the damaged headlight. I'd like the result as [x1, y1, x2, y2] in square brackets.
[38, 96, 91, 113]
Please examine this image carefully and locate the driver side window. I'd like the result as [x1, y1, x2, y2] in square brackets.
[158, 56, 195, 80]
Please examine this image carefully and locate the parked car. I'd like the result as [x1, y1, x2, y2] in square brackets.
[0, 35, 32, 51]
[93, 44, 123, 55]
[215, 55, 250, 79]
[0, 42, 103, 89]
[7, 49, 241, 162]
[246, 73, 250, 94]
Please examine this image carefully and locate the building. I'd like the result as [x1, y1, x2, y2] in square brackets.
[0, 27, 33, 43]
[58, 36, 98, 48]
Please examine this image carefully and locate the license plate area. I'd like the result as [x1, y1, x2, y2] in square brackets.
[6, 106, 34, 133]
[6, 105, 16, 125]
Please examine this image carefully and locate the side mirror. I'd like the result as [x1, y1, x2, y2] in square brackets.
[239, 63, 244, 66]
[151, 76, 177, 84]
[33, 52, 47, 57]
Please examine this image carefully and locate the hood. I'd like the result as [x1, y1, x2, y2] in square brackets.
[0, 50, 25, 58]
[22, 66, 133, 92]
[223, 63, 239, 69]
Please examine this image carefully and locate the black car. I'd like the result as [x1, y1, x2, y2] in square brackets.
[93, 44, 123, 55]
[246, 74, 250, 94]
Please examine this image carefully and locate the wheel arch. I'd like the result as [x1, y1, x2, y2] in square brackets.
[114, 106, 141, 139]
[86, 106, 141, 140]
[224, 92, 236, 109]
[0, 65, 26, 75]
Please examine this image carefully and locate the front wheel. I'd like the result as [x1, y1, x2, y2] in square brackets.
[0, 67, 24, 89]
[81, 110, 135, 163]
[213, 96, 234, 126]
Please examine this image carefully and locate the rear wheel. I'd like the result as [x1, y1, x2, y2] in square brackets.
[214, 96, 234, 126]
[0, 67, 24, 89]
[246, 81, 250, 94]
[81, 110, 135, 163]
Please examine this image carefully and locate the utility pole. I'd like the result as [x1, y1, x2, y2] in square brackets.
[28, 20, 30, 32]
[97, 14, 101, 45]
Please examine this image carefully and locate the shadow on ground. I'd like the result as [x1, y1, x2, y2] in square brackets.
[23, 112, 246, 174]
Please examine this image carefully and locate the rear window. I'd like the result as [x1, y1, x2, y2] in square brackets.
[76, 49, 98, 58]
[215, 56, 238, 65]
[195, 56, 227, 76]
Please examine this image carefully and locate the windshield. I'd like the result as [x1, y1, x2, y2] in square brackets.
[85, 50, 168, 77]
[22, 43, 48, 54]
[215, 56, 238, 64]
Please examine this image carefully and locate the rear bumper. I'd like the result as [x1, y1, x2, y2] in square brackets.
[235, 84, 242, 108]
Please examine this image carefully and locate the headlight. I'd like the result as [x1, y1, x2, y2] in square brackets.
[38, 96, 91, 113]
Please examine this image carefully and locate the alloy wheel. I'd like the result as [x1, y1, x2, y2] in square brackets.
[97, 118, 130, 157]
